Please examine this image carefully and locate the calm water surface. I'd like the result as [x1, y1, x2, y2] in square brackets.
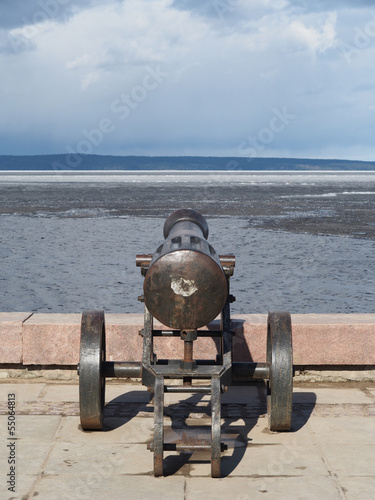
[1, 171, 374, 314]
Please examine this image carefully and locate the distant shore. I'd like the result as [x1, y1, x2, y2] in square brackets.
[1, 154, 375, 171]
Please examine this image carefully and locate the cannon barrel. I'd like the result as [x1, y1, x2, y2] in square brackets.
[143, 209, 228, 330]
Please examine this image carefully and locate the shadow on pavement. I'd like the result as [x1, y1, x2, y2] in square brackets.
[102, 390, 153, 431]
[100, 385, 317, 476]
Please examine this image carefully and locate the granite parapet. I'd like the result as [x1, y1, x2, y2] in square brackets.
[0, 313, 374, 367]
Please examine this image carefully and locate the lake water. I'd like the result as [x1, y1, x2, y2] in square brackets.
[1, 170, 374, 315]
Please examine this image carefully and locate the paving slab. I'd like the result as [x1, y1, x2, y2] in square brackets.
[220, 444, 329, 478]
[39, 384, 79, 402]
[44, 442, 152, 476]
[1, 439, 53, 493]
[319, 443, 375, 476]
[4, 474, 37, 500]
[0, 383, 45, 401]
[56, 415, 154, 444]
[185, 476, 342, 500]
[308, 416, 375, 444]
[11, 415, 61, 442]
[236, 418, 315, 446]
[338, 477, 375, 500]
[1, 381, 375, 500]
[293, 387, 373, 404]
[38, 381, 151, 404]
[221, 384, 262, 405]
[321, 443, 375, 477]
[29, 474, 186, 500]
[105, 383, 151, 404]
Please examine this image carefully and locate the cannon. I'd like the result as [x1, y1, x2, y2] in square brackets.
[78, 209, 293, 478]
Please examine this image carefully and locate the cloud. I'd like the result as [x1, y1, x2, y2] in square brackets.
[0, 0, 116, 30]
[0, 0, 93, 55]
[0, 0, 374, 160]
[284, 12, 338, 54]
[0, 0, 72, 29]
[288, 0, 374, 13]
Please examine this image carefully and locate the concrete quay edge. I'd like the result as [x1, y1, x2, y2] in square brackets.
[1, 313, 375, 372]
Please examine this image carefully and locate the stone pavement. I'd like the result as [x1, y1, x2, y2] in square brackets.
[1, 380, 375, 500]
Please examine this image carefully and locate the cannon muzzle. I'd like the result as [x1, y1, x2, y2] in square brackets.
[143, 209, 228, 330]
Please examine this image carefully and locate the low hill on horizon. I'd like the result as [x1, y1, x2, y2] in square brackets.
[1, 154, 375, 171]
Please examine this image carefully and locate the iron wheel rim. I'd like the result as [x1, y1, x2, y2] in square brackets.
[79, 310, 106, 430]
[267, 311, 293, 431]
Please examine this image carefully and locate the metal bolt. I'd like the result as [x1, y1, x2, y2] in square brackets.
[77, 363, 80, 375]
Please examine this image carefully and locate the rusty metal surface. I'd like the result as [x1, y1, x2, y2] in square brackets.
[137, 253, 235, 273]
[153, 376, 164, 477]
[211, 377, 222, 478]
[149, 363, 224, 378]
[76, 210, 295, 478]
[151, 329, 223, 337]
[182, 339, 194, 385]
[163, 385, 211, 393]
[218, 254, 236, 277]
[144, 250, 228, 329]
[141, 305, 155, 388]
[143, 209, 228, 330]
[221, 286, 233, 367]
[79, 310, 106, 430]
[267, 311, 293, 431]
[102, 361, 142, 378]
[232, 362, 270, 381]
[163, 208, 209, 239]
[183, 340, 194, 363]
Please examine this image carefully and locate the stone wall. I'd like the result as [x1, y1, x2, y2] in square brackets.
[1, 312, 375, 367]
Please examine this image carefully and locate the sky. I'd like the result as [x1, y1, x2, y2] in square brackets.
[0, 0, 375, 161]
